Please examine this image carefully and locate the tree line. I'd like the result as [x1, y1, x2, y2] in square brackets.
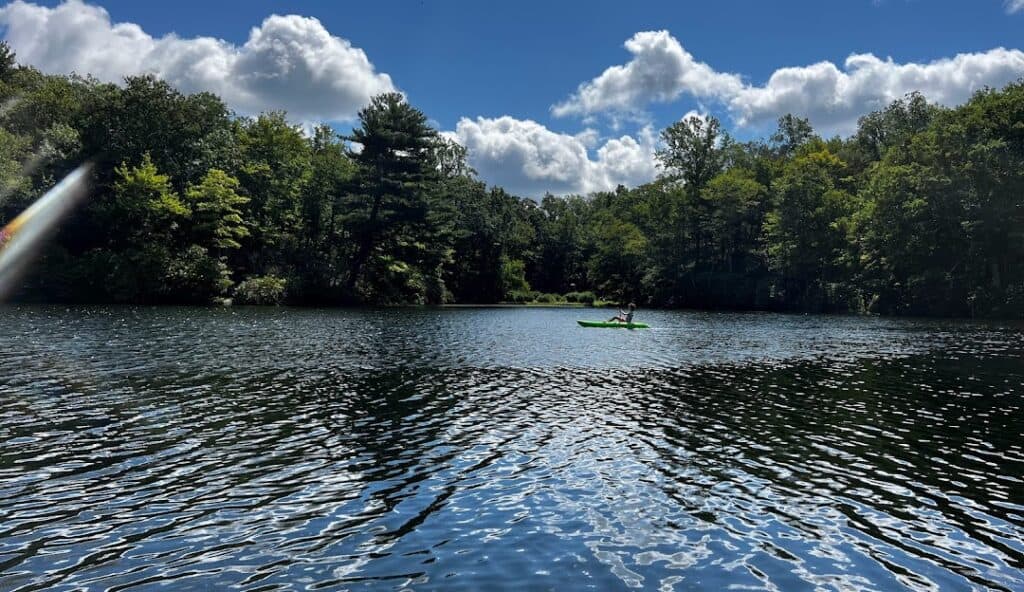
[1, 42, 1022, 317]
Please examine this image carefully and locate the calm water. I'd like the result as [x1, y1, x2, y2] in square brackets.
[1, 306, 1022, 591]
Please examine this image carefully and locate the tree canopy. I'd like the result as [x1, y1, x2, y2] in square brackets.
[1, 49, 1022, 317]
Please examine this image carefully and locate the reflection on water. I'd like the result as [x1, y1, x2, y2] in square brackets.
[1, 306, 1022, 591]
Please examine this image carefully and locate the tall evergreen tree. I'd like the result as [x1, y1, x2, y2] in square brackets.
[344, 92, 444, 302]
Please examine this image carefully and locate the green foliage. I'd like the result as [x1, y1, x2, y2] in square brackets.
[1, 63, 1021, 318]
[500, 257, 530, 297]
[0, 41, 15, 81]
[164, 245, 233, 303]
[234, 112, 312, 276]
[111, 154, 190, 241]
[771, 114, 815, 157]
[285, 124, 358, 303]
[534, 292, 565, 304]
[504, 290, 538, 304]
[657, 114, 723, 199]
[84, 75, 235, 190]
[234, 275, 287, 305]
[702, 168, 767, 274]
[358, 256, 435, 305]
[586, 212, 647, 303]
[344, 92, 447, 303]
[502, 290, 568, 304]
[185, 169, 249, 251]
[764, 147, 857, 310]
[0, 128, 31, 207]
[564, 291, 597, 304]
[852, 82, 1024, 316]
[433, 135, 475, 178]
[849, 92, 938, 166]
[529, 194, 588, 294]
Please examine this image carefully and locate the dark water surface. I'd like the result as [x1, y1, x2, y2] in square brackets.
[1, 306, 1022, 591]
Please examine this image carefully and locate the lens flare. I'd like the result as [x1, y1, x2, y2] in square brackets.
[0, 163, 92, 300]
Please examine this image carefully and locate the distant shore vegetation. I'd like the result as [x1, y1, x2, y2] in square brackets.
[1, 42, 1022, 317]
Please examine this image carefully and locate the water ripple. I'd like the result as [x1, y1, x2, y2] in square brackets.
[1, 305, 1022, 590]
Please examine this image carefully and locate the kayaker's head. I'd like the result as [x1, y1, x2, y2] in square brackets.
[628, 302, 636, 310]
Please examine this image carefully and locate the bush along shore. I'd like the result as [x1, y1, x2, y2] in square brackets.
[1, 43, 1023, 317]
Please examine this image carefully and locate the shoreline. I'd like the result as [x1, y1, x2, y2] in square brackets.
[440, 303, 590, 308]
[4, 301, 1024, 323]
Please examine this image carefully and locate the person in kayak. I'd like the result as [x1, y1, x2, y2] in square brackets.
[609, 302, 636, 323]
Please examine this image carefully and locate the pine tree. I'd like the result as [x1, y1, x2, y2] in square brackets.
[344, 93, 444, 302]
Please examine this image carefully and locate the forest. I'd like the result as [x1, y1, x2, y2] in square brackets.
[1, 41, 1022, 317]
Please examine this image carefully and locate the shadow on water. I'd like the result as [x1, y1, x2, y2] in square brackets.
[0, 305, 1022, 590]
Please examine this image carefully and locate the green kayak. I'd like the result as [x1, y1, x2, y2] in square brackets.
[577, 320, 650, 329]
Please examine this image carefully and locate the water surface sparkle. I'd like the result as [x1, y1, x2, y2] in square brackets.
[1, 306, 1022, 590]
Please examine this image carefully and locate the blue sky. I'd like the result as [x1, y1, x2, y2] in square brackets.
[2, 0, 1023, 195]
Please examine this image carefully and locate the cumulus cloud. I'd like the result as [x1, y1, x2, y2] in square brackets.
[553, 30, 1024, 135]
[452, 116, 658, 197]
[0, 0, 395, 121]
[1007, 0, 1024, 14]
[552, 31, 741, 117]
[730, 49, 1024, 132]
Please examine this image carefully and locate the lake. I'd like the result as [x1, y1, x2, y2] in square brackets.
[0, 306, 1022, 591]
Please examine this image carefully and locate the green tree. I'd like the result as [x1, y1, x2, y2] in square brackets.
[344, 92, 445, 302]
[627, 179, 691, 305]
[656, 114, 725, 283]
[657, 114, 723, 199]
[703, 168, 767, 274]
[856, 83, 1024, 316]
[855, 160, 959, 314]
[304, 125, 355, 251]
[83, 75, 235, 191]
[0, 128, 31, 210]
[164, 244, 234, 304]
[234, 112, 311, 275]
[289, 124, 357, 303]
[849, 92, 938, 166]
[771, 114, 815, 157]
[499, 256, 530, 297]
[2, 54, 1022, 317]
[185, 169, 249, 252]
[530, 194, 589, 294]
[110, 153, 190, 243]
[433, 136, 475, 178]
[586, 212, 647, 303]
[79, 155, 191, 302]
[764, 146, 857, 310]
[949, 83, 1024, 316]
[445, 179, 534, 302]
[0, 41, 16, 81]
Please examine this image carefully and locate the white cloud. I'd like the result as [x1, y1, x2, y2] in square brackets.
[552, 30, 742, 118]
[452, 116, 658, 197]
[0, 0, 395, 122]
[553, 30, 1024, 135]
[730, 49, 1024, 133]
[574, 128, 601, 149]
[1007, 0, 1024, 14]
